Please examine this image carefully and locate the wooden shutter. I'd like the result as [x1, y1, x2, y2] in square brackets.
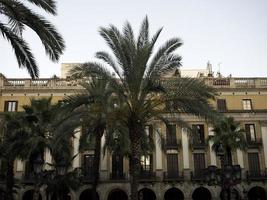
[84, 154, 94, 177]
[112, 154, 123, 176]
[167, 154, 179, 174]
[248, 153, 260, 174]
[193, 153, 205, 172]
[217, 99, 227, 112]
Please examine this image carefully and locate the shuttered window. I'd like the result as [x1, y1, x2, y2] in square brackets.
[192, 125, 205, 144]
[84, 154, 94, 177]
[167, 154, 179, 174]
[245, 124, 256, 141]
[166, 124, 177, 145]
[248, 153, 261, 175]
[193, 153, 205, 173]
[4, 101, 18, 112]
[112, 154, 123, 177]
[217, 99, 227, 112]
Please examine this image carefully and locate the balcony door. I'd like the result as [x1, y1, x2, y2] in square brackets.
[84, 154, 94, 178]
[248, 153, 261, 175]
[112, 154, 123, 179]
[193, 153, 205, 176]
[167, 154, 179, 177]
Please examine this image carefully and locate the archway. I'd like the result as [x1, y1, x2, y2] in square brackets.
[22, 190, 42, 200]
[164, 188, 184, 200]
[192, 187, 211, 200]
[220, 188, 239, 200]
[108, 189, 128, 200]
[138, 188, 156, 200]
[79, 188, 99, 200]
[51, 191, 71, 200]
[248, 186, 267, 200]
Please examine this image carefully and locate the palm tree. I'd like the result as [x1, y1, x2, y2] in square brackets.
[69, 17, 218, 200]
[0, 0, 65, 78]
[209, 116, 247, 165]
[64, 77, 121, 200]
[0, 112, 30, 200]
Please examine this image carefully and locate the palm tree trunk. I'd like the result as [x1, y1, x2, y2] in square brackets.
[129, 125, 141, 200]
[6, 159, 14, 200]
[92, 127, 104, 200]
[226, 146, 232, 165]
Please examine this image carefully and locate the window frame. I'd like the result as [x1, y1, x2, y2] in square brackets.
[4, 101, 18, 112]
[242, 99, 252, 110]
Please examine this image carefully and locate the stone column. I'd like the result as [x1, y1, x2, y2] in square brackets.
[182, 127, 189, 169]
[73, 128, 81, 168]
[155, 126, 163, 177]
[236, 149, 244, 168]
[208, 126, 217, 166]
[261, 126, 267, 168]
[44, 147, 52, 170]
[100, 133, 108, 180]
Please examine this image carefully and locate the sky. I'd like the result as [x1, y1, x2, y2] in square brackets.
[1, 0, 267, 78]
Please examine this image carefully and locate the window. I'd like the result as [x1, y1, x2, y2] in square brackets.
[192, 124, 205, 144]
[140, 155, 152, 171]
[242, 99, 252, 110]
[4, 101, 18, 112]
[167, 154, 179, 175]
[245, 124, 256, 141]
[217, 99, 227, 112]
[166, 124, 177, 145]
[112, 154, 123, 178]
[83, 154, 94, 178]
[193, 153, 205, 173]
[248, 153, 260, 175]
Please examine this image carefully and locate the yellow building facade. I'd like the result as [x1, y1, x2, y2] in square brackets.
[0, 70, 267, 200]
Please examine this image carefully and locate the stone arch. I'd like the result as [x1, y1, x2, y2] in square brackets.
[79, 188, 99, 200]
[22, 189, 42, 200]
[107, 188, 128, 200]
[138, 188, 156, 200]
[192, 187, 212, 200]
[164, 187, 184, 200]
[248, 186, 267, 200]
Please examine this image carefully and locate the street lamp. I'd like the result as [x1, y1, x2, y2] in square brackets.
[205, 143, 241, 200]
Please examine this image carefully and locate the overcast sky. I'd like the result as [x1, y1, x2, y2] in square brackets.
[1, 0, 267, 78]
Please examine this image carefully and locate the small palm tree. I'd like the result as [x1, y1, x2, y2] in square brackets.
[0, 113, 30, 200]
[0, 0, 65, 78]
[70, 17, 218, 200]
[208, 117, 247, 165]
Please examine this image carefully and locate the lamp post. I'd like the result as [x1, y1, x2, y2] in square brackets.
[205, 143, 241, 200]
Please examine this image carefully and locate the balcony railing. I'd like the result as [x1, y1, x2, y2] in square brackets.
[190, 139, 207, 150]
[110, 172, 126, 180]
[164, 138, 181, 149]
[139, 170, 156, 181]
[191, 170, 206, 182]
[163, 171, 183, 181]
[247, 170, 267, 181]
[247, 138, 263, 148]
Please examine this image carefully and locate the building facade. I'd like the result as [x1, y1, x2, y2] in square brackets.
[0, 68, 267, 200]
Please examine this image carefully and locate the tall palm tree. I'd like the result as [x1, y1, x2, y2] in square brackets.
[64, 77, 121, 200]
[70, 17, 218, 200]
[209, 116, 247, 165]
[0, 0, 65, 78]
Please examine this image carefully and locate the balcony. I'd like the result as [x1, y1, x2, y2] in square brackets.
[164, 138, 181, 149]
[110, 172, 126, 181]
[247, 138, 262, 148]
[138, 170, 156, 182]
[163, 171, 183, 182]
[191, 170, 206, 182]
[190, 139, 207, 150]
[247, 170, 267, 181]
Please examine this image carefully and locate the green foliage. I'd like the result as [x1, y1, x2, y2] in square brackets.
[0, 0, 65, 78]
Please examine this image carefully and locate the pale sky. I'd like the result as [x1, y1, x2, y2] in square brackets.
[1, 0, 267, 78]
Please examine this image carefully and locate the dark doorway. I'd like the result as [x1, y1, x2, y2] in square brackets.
[108, 189, 128, 200]
[164, 188, 184, 200]
[248, 186, 267, 200]
[79, 189, 99, 200]
[22, 190, 42, 200]
[51, 191, 71, 200]
[220, 189, 239, 200]
[192, 187, 211, 200]
[138, 188, 156, 200]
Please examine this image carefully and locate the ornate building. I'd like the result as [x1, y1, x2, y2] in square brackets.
[0, 64, 267, 200]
